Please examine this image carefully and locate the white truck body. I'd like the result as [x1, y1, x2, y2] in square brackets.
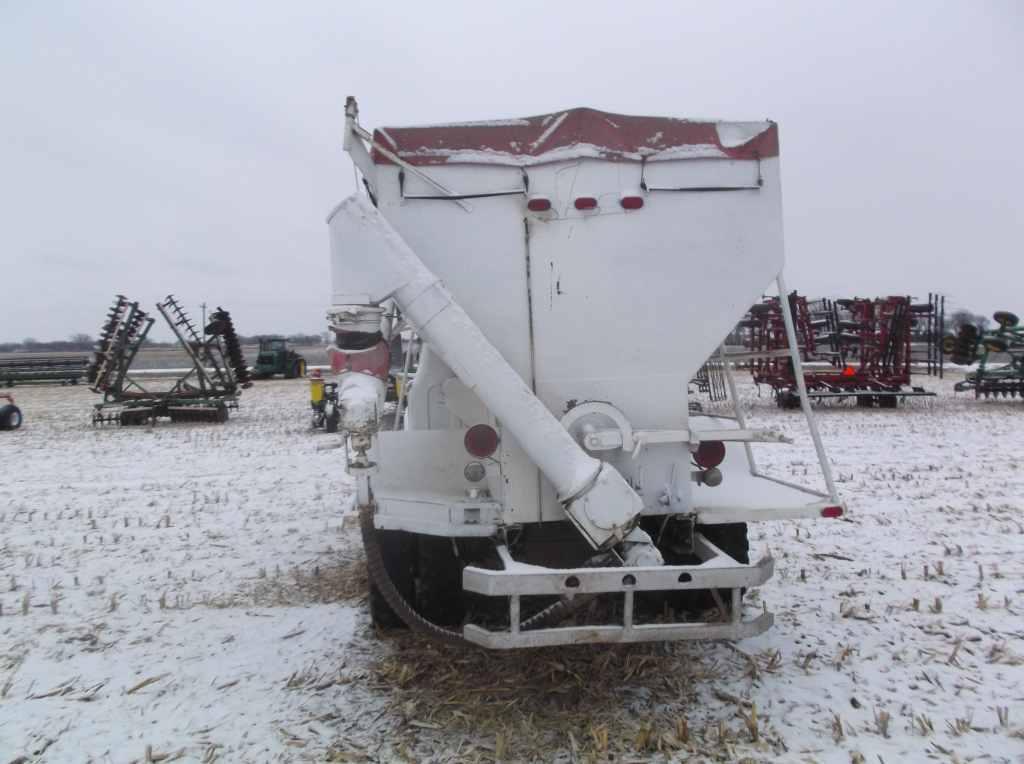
[330, 100, 843, 647]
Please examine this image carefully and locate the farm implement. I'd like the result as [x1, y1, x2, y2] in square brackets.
[741, 293, 941, 408]
[0, 356, 88, 387]
[87, 295, 251, 425]
[945, 310, 1024, 399]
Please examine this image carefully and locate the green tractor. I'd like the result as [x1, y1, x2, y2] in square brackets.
[252, 338, 307, 380]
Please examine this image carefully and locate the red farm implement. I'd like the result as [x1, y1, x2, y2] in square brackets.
[741, 293, 942, 408]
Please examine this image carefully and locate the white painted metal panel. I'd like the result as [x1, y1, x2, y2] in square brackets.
[525, 158, 784, 428]
[368, 167, 535, 385]
[643, 157, 761, 189]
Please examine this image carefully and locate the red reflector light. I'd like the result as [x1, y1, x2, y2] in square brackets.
[574, 197, 598, 210]
[821, 506, 844, 518]
[694, 440, 726, 470]
[464, 424, 500, 458]
[620, 195, 644, 210]
[527, 197, 551, 212]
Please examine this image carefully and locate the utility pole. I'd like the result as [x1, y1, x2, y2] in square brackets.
[200, 302, 207, 332]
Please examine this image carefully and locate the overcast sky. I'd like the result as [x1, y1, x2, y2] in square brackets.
[2, 1, 1021, 342]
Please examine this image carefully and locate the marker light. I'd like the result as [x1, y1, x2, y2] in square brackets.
[620, 195, 644, 210]
[821, 506, 844, 518]
[527, 196, 551, 212]
[694, 440, 726, 470]
[574, 197, 598, 211]
[464, 424, 500, 458]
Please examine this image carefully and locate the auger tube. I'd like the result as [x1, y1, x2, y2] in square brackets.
[329, 194, 645, 549]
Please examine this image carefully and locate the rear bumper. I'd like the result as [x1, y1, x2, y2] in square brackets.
[464, 612, 773, 649]
[461, 535, 774, 648]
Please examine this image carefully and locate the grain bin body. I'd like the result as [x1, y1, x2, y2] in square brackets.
[331, 102, 843, 647]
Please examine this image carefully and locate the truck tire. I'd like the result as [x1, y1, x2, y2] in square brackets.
[0, 404, 23, 430]
[415, 535, 465, 627]
[368, 530, 416, 630]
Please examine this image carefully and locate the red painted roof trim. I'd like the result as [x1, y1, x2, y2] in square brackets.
[371, 107, 777, 166]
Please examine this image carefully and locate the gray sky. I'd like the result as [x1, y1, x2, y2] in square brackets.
[2, 0, 1021, 342]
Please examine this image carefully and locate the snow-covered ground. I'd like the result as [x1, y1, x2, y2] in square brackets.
[1, 377, 1022, 763]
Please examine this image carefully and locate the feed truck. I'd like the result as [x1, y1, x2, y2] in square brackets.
[327, 98, 845, 648]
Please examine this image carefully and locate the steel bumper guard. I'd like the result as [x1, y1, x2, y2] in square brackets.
[461, 544, 774, 649]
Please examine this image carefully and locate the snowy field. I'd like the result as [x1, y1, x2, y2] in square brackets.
[1, 377, 1022, 763]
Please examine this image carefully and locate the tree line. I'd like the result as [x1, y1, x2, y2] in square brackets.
[0, 333, 329, 354]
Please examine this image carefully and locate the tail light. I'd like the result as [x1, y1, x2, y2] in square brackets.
[620, 195, 644, 210]
[527, 196, 551, 212]
[821, 506, 844, 518]
[694, 440, 726, 469]
[574, 197, 598, 211]
[464, 424, 500, 458]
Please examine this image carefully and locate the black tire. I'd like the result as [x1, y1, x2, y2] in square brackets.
[778, 391, 801, 409]
[878, 395, 898, 409]
[119, 409, 149, 426]
[994, 311, 1019, 328]
[368, 530, 417, 630]
[324, 406, 340, 433]
[0, 404, 23, 430]
[856, 395, 875, 408]
[415, 535, 465, 627]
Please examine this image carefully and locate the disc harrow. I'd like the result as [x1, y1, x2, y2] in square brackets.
[206, 307, 252, 388]
[89, 294, 250, 426]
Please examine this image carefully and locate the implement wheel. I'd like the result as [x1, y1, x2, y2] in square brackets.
[0, 404, 23, 430]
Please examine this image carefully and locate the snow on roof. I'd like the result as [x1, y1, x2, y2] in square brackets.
[372, 108, 777, 167]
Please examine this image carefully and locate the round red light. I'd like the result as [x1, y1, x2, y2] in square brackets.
[821, 506, 844, 518]
[464, 424, 500, 458]
[574, 197, 598, 210]
[694, 440, 726, 470]
[620, 196, 644, 210]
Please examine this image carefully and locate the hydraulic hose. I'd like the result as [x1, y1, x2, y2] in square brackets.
[359, 503, 465, 645]
[359, 504, 600, 642]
